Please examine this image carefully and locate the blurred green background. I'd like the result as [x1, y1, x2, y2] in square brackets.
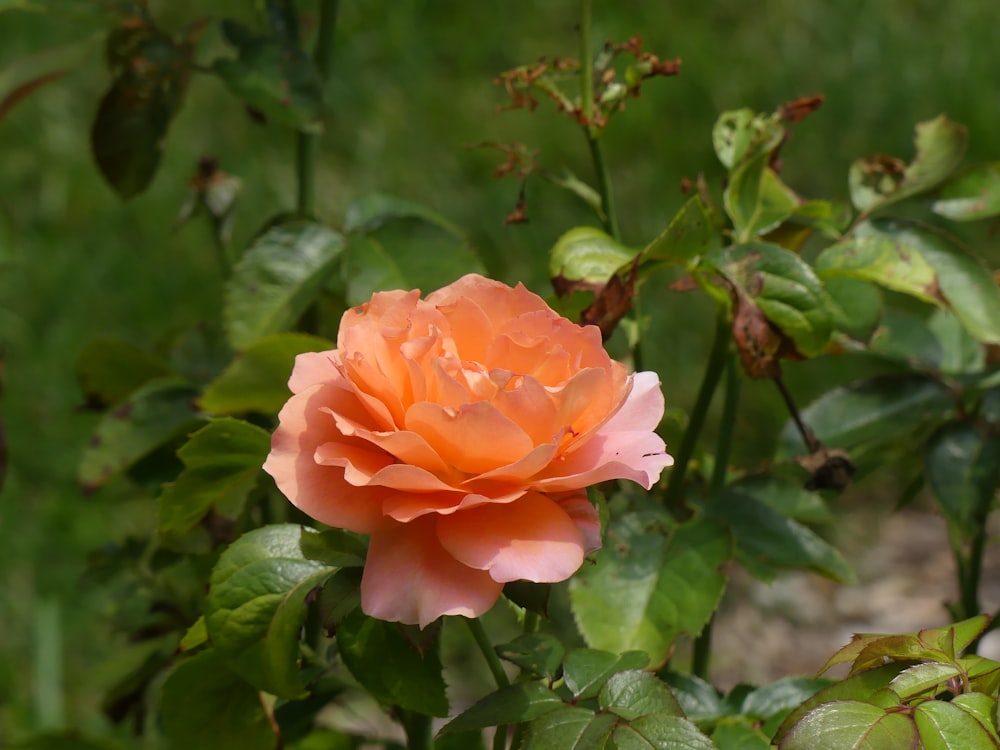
[2, 0, 998, 740]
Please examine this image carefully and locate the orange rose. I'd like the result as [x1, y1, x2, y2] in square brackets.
[264, 274, 673, 626]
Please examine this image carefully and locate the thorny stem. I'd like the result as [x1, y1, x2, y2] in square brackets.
[663, 313, 731, 516]
[691, 355, 741, 680]
[774, 376, 821, 453]
[296, 0, 339, 217]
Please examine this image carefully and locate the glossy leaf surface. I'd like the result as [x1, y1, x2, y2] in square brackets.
[225, 222, 345, 350]
[205, 525, 333, 698]
[570, 515, 730, 665]
[200, 333, 333, 415]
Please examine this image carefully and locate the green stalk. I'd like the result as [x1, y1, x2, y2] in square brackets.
[466, 617, 511, 750]
[466, 617, 510, 688]
[398, 709, 432, 750]
[663, 313, 731, 516]
[296, 0, 340, 217]
[690, 355, 740, 679]
[524, 610, 541, 634]
[579, 0, 620, 240]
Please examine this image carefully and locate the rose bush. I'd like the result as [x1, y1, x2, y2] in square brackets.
[264, 273, 672, 626]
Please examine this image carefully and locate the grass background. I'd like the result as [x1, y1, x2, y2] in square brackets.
[2, 0, 998, 740]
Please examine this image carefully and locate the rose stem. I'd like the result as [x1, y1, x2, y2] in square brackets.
[465, 617, 511, 749]
[398, 709, 432, 750]
[690, 353, 740, 680]
[579, 0, 620, 241]
[663, 312, 730, 516]
[296, 0, 340, 218]
[579, 0, 645, 374]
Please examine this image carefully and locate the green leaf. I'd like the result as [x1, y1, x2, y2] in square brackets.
[344, 192, 465, 238]
[952, 694, 1000, 739]
[700, 485, 853, 583]
[336, 608, 448, 716]
[823, 278, 883, 342]
[925, 422, 1000, 537]
[549, 226, 638, 287]
[205, 524, 334, 698]
[776, 374, 955, 468]
[814, 234, 940, 305]
[914, 700, 1000, 750]
[663, 672, 726, 725]
[856, 221, 1000, 344]
[214, 37, 325, 133]
[339, 235, 410, 307]
[75, 337, 171, 407]
[933, 162, 1000, 221]
[200, 333, 333, 415]
[180, 616, 207, 652]
[713, 109, 785, 169]
[91, 25, 195, 198]
[569, 515, 731, 665]
[724, 153, 801, 243]
[728, 476, 834, 524]
[773, 664, 906, 743]
[712, 720, 771, 750]
[778, 700, 918, 749]
[867, 307, 944, 370]
[599, 670, 684, 720]
[10, 733, 122, 750]
[159, 649, 275, 750]
[818, 617, 990, 676]
[439, 683, 564, 734]
[158, 418, 271, 546]
[888, 663, 962, 702]
[927, 308, 985, 373]
[315, 568, 362, 630]
[496, 633, 565, 680]
[78, 376, 203, 491]
[563, 649, 650, 701]
[225, 221, 345, 350]
[740, 677, 834, 721]
[298, 528, 366, 568]
[706, 242, 833, 357]
[848, 115, 967, 213]
[339, 199, 482, 302]
[962, 655, 1000, 696]
[522, 707, 616, 750]
[612, 716, 717, 749]
[643, 194, 722, 264]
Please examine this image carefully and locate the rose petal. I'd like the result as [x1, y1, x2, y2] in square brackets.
[365, 463, 459, 492]
[432, 293, 495, 363]
[585, 370, 666, 435]
[489, 372, 560, 445]
[361, 516, 503, 628]
[264, 384, 386, 533]
[383, 486, 526, 521]
[405, 400, 534, 475]
[288, 351, 338, 394]
[536, 430, 672, 491]
[555, 493, 603, 554]
[436, 492, 586, 583]
[328, 410, 451, 474]
[539, 370, 673, 490]
[314, 441, 395, 485]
